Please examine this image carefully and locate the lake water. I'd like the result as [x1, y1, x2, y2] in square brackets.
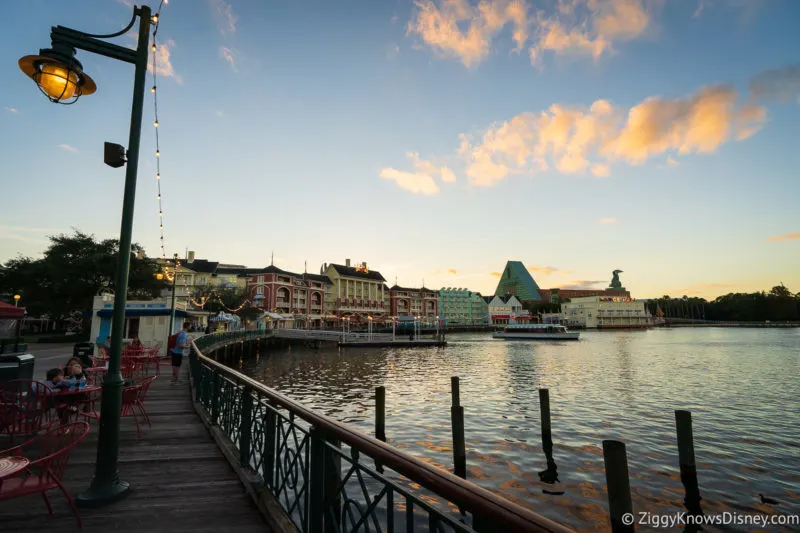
[239, 328, 800, 531]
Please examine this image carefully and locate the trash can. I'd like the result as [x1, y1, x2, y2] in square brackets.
[73, 342, 94, 367]
[0, 354, 35, 384]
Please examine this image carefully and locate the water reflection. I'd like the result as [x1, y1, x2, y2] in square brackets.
[239, 329, 800, 532]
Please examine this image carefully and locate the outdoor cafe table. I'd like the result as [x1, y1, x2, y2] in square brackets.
[0, 456, 29, 480]
[52, 385, 102, 423]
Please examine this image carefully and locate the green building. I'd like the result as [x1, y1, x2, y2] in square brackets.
[493, 261, 542, 302]
[438, 288, 490, 326]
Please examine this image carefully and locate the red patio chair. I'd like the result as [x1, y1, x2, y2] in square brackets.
[133, 375, 157, 427]
[0, 380, 52, 446]
[0, 421, 90, 528]
[120, 385, 143, 439]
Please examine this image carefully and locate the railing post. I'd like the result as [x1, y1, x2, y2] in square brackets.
[324, 437, 342, 533]
[190, 346, 202, 403]
[375, 386, 386, 442]
[211, 371, 221, 426]
[239, 385, 254, 468]
[262, 399, 277, 488]
[309, 426, 326, 533]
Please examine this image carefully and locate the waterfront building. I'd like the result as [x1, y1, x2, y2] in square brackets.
[539, 287, 631, 303]
[322, 259, 388, 324]
[158, 251, 261, 308]
[88, 295, 201, 355]
[388, 285, 439, 318]
[493, 261, 543, 302]
[246, 266, 331, 328]
[561, 295, 652, 328]
[486, 294, 531, 325]
[438, 288, 490, 326]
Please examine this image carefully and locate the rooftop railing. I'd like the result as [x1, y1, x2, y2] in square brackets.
[189, 331, 572, 533]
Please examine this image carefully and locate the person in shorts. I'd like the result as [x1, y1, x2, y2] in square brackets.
[170, 321, 190, 384]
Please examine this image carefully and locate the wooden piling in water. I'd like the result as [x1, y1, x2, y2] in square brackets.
[450, 376, 466, 479]
[375, 386, 386, 442]
[675, 410, 702, 513]
[602, 440, 634, 533]
[538, 388, 552, 447]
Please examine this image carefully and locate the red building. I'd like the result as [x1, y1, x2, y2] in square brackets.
[388, 285, 439, 318]
[246, 266, 331, 327]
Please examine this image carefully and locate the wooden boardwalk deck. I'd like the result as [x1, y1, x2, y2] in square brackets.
[0, 367, 269, 532]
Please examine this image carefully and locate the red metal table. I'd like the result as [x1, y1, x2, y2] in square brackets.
[0, 456, 30, 480]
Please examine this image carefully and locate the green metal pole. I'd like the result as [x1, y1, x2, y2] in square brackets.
[77, 5, 150, 507]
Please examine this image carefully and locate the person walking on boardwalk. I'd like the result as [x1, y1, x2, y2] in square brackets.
[168, 321, 190, 384]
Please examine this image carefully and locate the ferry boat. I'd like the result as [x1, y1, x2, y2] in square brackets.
[492, 323, 580, 340]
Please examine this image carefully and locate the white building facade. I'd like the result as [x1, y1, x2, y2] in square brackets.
[561, 296, 652, 329]
[486, 295, 530, 325]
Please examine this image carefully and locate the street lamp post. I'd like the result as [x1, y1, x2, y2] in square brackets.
[18, 6, 152, 506]
[167, 254, 180, 336]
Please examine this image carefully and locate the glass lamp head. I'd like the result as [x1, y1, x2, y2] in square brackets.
[19, 44, 96, 104]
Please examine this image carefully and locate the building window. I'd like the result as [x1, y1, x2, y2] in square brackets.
[257, 286, 264, 295]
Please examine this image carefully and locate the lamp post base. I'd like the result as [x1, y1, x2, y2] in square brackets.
[75, 480, 132, 508]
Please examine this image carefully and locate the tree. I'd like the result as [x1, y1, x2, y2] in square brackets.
[769, 284, 791, 298]
[0, 230, 166, 325]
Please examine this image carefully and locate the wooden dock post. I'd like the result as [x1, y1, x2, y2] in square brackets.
[375, 386, 386, 442]
[675, 410, 702, 513]
[538, 388, 552, 448]
[602, 440, 634, 533]
[450, 377, 466, 479]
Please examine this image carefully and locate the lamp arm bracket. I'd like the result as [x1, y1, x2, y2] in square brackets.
[68, 7, 140, 40]
[51, 27, 139, 64]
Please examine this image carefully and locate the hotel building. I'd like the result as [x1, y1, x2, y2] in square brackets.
[438, 288, 490, 326]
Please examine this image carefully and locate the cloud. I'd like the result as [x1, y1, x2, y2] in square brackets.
[58, 144, 78, 152]
[666, 155, 679, 166]
[148, 39, 181, 82]
[407, 0, 530, 68]
[0, 225, 63, 246]
[765, 232, 800, 242]
[5, 107, 19, 114]
[379, 152, 457, 194]
[379, 168, 440, 195]
[455, 72, 772, 186]
[407, 0, 651, 68]
[563, 279, 606, 289]
[210, 0, 237, 34]
[528, 265, 568, 276]
[598, 217, 616, 224]
[215, 110, 225, 117]
[220, 46, 237, 71]
[490, 271, 502, 277]
[447, 268, 457, 275]
[749, 64, 800, 103]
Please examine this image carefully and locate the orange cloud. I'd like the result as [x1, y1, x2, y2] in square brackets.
[490, 271, 502, 277]
[379, 152, 456, 194]
[455, 75, 770, 186]
[528, 265, 569, 276]
[563, 279, 605, 289]
[766, 232, 800, 242]
[408, 0, 651, 68]
[448, 268, 457, 275]
[407, 0, 529, 68]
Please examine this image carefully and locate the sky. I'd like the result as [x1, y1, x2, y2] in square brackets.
[1, 0, 799, 300]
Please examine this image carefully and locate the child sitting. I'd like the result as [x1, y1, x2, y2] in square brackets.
[64, 357, 86, 381]
[45, 367, 71, 391]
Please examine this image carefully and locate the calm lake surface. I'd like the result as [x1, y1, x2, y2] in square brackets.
[239, 328, 800, 531]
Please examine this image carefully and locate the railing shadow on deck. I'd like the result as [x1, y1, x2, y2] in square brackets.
[189, 331, 573, 533]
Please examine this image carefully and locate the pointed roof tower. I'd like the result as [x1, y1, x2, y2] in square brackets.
[493, 260, 542, 301]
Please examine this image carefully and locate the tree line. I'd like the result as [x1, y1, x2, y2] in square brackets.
[645, 285, 800, 322]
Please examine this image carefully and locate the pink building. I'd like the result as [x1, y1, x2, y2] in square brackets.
[246, 266, 331, 328]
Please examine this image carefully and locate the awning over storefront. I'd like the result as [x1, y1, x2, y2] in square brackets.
[96, 309, 190, 318]
[0, 301, 24, 319]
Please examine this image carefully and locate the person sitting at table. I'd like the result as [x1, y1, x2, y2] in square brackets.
[64, 357, 87, 382]
[130, 335, 144, 350]
[45, 367, 71, 391]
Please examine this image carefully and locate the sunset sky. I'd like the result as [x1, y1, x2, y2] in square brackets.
[2, 0, 798, 299]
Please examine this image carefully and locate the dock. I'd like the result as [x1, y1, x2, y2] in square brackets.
[0, 365, 268, 532]
[339, 339, 447, 347]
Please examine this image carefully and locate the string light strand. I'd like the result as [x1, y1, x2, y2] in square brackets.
[151, 4, 166, 260]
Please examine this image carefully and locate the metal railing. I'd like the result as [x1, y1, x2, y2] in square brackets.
[189, 332, 572, 533]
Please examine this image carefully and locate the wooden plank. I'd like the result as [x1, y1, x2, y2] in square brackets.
[0, 366, 270, 533]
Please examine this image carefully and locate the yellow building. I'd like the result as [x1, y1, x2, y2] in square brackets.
[322, 259, 387, 324]
[561, 296, 652, 329]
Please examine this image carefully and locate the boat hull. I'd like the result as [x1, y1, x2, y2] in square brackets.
[493, 332, 580, 340]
